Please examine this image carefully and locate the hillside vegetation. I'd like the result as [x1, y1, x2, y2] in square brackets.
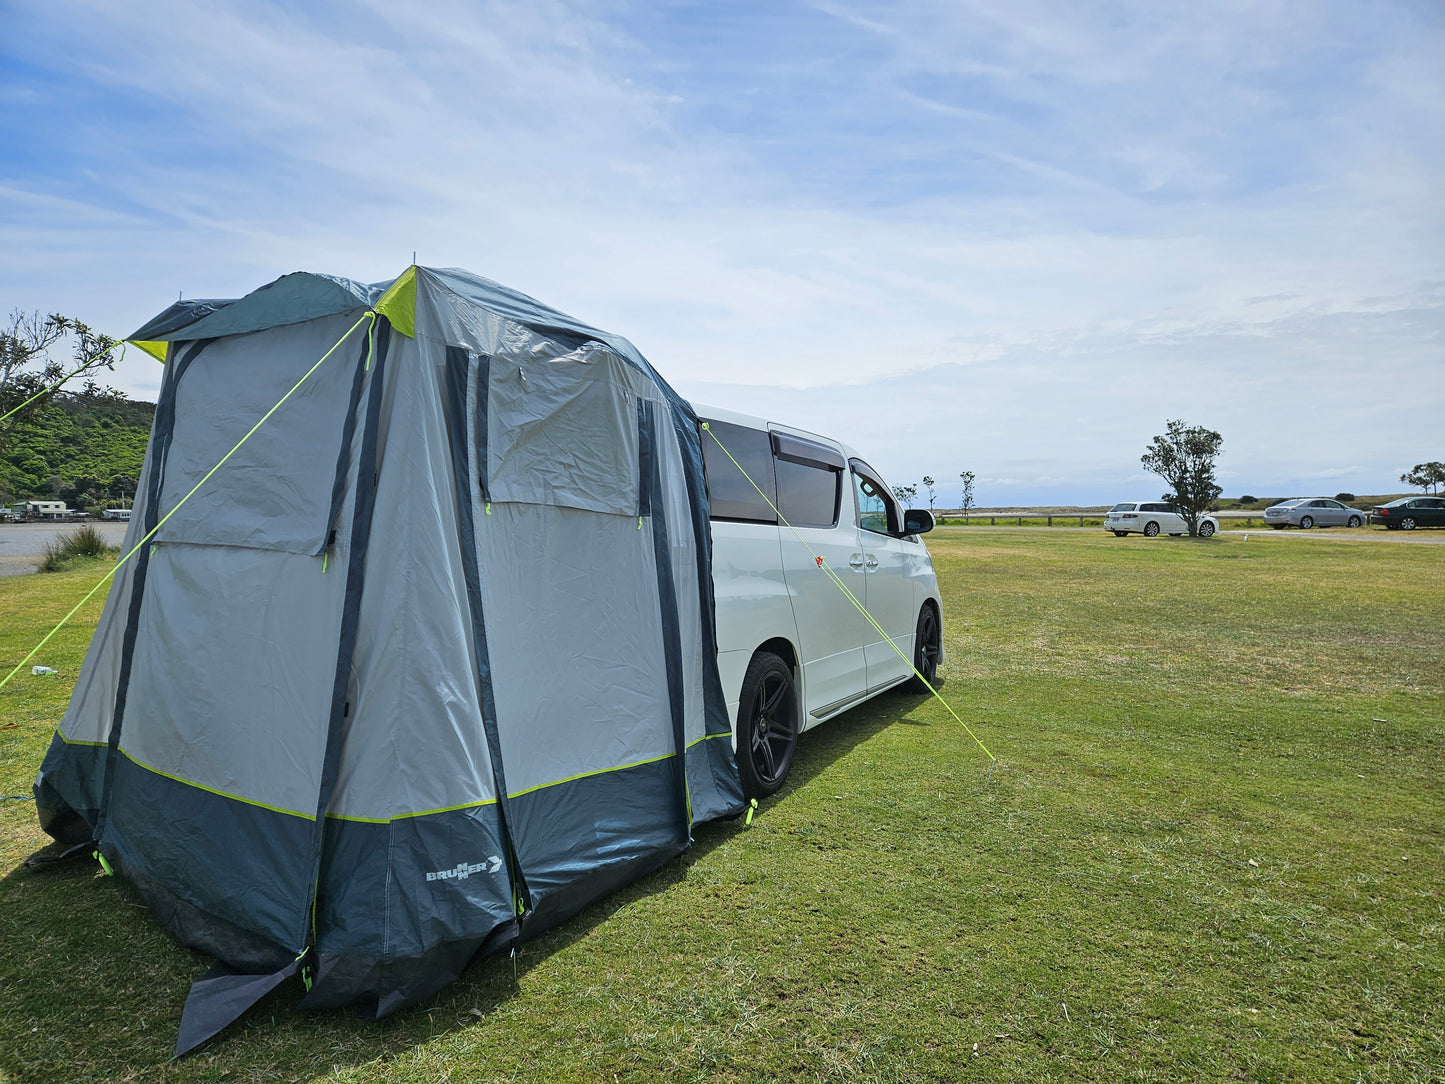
[0, 391, 154, 508]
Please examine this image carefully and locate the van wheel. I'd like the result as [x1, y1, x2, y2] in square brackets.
[1143, 521, 1160, 537]
[737, 652, 798, 799]
[905, 606, 940, 693]
[1197, 520, 1216, 538]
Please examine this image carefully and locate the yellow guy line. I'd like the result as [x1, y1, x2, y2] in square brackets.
[701, 422, 996, 771]
[0, 312, 376, 694]
[0, 344, 129, 426]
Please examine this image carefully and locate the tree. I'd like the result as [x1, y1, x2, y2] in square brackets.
[959, 471, 976, 519]
[1400, 462, 1445, 495]
[891, 482, 918, 507]
[0, 311, 122, 440]
[1140, 420, 1223, 537]
[921, 476, 936, 512]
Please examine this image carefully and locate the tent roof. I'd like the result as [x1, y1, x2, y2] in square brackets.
[124, 265, 691, 419]
[128, 272, 384, 343]
[126, 266, 631, 346]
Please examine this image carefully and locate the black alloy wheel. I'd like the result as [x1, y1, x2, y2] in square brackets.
[736, 651, 798, 799]
[1143, 521, 1160, 537]
[905, 605, 941, 693]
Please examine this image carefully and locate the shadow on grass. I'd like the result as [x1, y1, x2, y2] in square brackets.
[0, 694, 918, 1081]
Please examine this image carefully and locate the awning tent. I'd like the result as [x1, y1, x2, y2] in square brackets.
[34, 265, 746, 1054]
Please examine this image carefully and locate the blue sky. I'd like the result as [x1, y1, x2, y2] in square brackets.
[2, 0, 1442, 505]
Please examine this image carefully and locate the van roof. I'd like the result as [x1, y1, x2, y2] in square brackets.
[690, 402, 862, 465]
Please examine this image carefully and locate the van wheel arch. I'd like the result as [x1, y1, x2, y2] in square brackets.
[904, 601, 942, 693]
[736, 647, 800, 799]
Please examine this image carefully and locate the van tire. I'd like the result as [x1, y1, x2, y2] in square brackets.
[904, 605, 941, 693]
[736, 651, 798, 799]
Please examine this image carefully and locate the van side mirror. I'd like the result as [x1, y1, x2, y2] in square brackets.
[902, 509, 934, 536]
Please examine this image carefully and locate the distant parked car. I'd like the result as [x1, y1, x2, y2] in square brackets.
[1262, 498, 1364, 529]
[1104, 501, 1219, 538]
[1368, 496, 1445, 530]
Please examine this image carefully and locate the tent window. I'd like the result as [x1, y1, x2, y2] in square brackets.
[701, 420, 776, 524]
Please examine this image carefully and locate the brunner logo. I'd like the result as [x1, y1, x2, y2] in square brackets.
[427, 856, 503, 882]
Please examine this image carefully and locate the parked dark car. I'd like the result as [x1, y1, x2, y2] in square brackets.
[1368, 496, 1445, 530]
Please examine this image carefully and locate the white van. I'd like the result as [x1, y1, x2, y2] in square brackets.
[697, 406, 944, 798]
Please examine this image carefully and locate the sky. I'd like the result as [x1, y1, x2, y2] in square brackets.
[2, 0, 1442, 506]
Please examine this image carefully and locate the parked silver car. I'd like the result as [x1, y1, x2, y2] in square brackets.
[1262, 498, 1364, 529]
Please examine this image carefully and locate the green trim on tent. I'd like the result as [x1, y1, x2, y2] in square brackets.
[506, 749, 677, 800]
[374, 265, 417, 338]
[120, 748, 316, 821]
[687, 731, 732, 749]
[56, 732, 108, 748]
[131, 340, 169, 362]
[326, 797, 499, 825]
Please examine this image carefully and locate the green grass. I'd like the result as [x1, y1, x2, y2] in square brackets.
[1, 533, 1442, 1082]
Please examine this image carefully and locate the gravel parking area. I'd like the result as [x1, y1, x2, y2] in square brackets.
[0, 522, 131, 577]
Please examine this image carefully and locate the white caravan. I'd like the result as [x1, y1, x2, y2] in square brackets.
[696, 406, 943, 798]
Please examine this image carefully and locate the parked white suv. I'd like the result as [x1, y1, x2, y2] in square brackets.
[1104, 501, 1219, 538]
[696, 405, 944, 798]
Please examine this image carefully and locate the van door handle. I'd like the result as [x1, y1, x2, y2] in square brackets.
[864, 554, 880, 569]
[849, 553, 865, 570]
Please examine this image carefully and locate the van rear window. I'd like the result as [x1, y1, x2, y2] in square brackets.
[701, 419, 777, 523]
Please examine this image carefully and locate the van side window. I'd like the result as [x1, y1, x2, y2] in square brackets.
[851, 463, 897, 535]
[700, 419, 777, 523]
[776, 460, 839, 528]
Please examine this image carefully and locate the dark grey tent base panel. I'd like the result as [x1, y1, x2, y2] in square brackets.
[124, 863, 298, 975]
[685, 738, 749, 825]
[510, 756, 689, 936]
[34, 738, 104, 844]
[102, 755, 315, 965]
[301, 923, 518, 1019]
[311, 809, 517, 1000]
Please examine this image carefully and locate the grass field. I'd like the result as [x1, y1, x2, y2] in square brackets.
[1, 532, 1442, 1083]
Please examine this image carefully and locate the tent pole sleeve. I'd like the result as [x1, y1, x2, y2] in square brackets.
[316, 330, 376, 555]
[641, 400, 692, 832]
[444, 346, 527, 915]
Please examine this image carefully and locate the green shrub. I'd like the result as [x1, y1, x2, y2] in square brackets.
[36, 524, 118, 573]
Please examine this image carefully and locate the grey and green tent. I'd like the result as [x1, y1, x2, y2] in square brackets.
[33, 266, 746, 1054]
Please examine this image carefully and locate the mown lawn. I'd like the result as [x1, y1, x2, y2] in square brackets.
[1, 532, 1441, 1083]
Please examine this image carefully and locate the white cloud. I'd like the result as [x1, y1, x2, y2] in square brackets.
[1, 0, 1440, 501]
